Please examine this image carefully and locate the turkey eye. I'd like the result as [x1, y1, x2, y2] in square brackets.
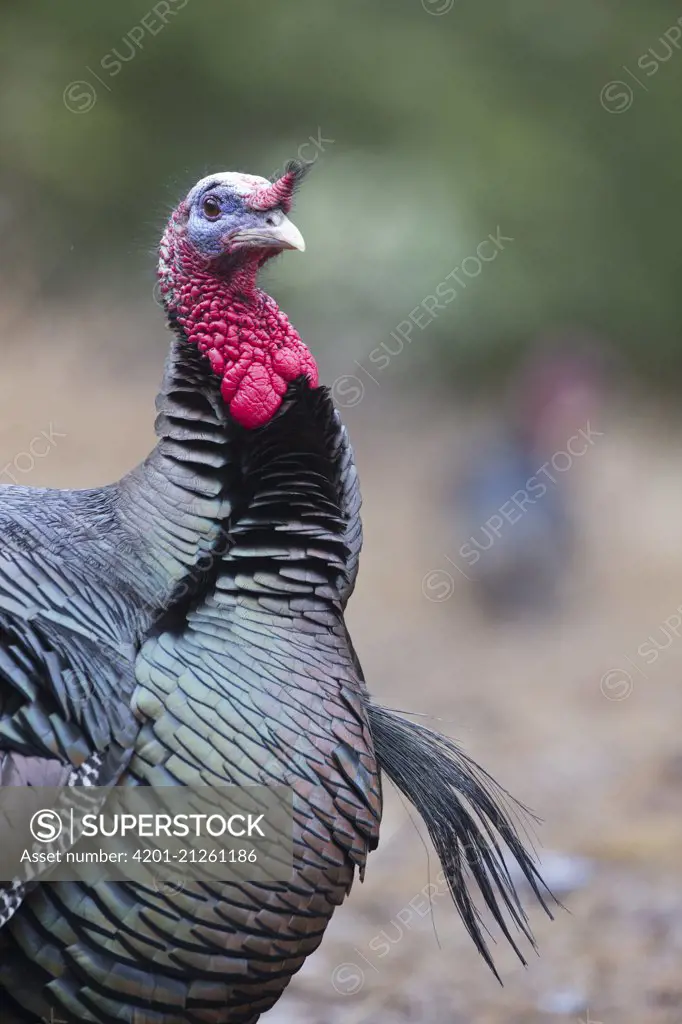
[202, 196, 221, 219]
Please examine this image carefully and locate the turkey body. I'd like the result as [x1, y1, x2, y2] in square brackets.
[0, 377, 380, 1024]
[0, 341, 238, 1020]
[0, 339, 238, 790]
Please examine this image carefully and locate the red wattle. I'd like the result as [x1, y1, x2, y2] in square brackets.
[227, 362, 286, 428]
[160, 239, 318, 428]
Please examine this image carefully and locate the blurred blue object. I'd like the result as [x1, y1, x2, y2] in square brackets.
[456, 431, 573, 617]
[455, 339, 604, 618]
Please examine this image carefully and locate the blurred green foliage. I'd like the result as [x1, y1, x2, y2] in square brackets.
[1, 0, 681, 387]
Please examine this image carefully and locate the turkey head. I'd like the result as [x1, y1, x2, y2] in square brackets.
[158, 162, 318, 428]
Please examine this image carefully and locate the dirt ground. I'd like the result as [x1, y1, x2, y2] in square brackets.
[2, 300, 682, 1023]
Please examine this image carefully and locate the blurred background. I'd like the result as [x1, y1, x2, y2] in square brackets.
[2, 1, 682, 1021]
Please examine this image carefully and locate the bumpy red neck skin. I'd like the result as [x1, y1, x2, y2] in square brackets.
[158, 207, 318, 429]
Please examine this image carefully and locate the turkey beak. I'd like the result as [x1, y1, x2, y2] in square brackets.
[266, 215, 306, 252]
[227, 214, 306, 253]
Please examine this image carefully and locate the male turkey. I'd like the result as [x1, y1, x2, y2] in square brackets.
[0, 164, 551, 1023]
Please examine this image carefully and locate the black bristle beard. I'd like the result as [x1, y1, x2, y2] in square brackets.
[366, 704, 556, 980]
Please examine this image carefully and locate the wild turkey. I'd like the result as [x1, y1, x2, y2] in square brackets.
[0, 164, 551, 1023]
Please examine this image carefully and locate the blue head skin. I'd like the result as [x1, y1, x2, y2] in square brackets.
[182, 171, 305, 261]
[156, 168, 317, 429]
[158, 169, 306, 314]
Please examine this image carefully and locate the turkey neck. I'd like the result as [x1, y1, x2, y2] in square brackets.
[118, 262, 321, 621]
[116, 335, 240, 612]
[186, 381, 353, 651]
[158, 241, 318, 428]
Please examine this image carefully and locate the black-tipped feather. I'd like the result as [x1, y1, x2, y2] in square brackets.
[368, 703, 554, 979]
[280, 158, 313, 190]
